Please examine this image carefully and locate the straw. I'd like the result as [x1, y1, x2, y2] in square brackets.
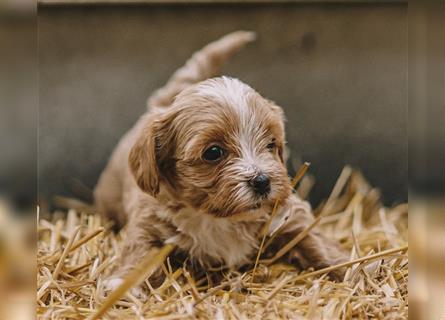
[266, 245, 408, 300]
[250, 162, 310, 283]
[89, 243, 175, 320]
[37, 166, 408, 319]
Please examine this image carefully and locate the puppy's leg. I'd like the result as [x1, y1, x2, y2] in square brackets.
[272, 196, 349, 281]
[102, 218, 165, 299]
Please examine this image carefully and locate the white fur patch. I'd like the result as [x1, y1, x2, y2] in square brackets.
[101, 278, 147, 301]
[102, 278, 124, 291]
[160, 206, 266, 268]
[197, 77, 269, 173]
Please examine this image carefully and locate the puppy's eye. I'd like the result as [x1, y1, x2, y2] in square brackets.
[203, 146, 225, 162]
[267, 141, 276, 151]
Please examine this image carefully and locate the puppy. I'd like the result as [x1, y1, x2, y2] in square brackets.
[95, 31, 347, 292]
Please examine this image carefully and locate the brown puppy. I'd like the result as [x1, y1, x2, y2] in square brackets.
[95, 31, 347, 294]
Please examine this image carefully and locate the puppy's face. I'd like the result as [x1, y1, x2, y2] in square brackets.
[130, 77, 291, 217]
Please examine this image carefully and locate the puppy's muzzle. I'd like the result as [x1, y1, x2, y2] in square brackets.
[250, 174, 271, 196]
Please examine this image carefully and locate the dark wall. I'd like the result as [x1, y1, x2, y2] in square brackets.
[0, 16, 37, 209]
[38, 3, 407, 205]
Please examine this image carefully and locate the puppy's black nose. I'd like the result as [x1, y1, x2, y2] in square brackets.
[250, 174, 271, 196]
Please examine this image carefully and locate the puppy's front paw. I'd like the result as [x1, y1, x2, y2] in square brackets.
[101, 277, 148, 302]
[327, 266, 347, 282]
[102, 277, 124, 292]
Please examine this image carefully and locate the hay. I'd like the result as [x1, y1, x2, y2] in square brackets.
[37, 167, 408, 319]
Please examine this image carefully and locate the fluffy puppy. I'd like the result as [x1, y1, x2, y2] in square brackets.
[95, 31, 347, 292]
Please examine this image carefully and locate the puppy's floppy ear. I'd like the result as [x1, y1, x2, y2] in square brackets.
[129, 119, 161, 197]
[277, 144, 285, 164]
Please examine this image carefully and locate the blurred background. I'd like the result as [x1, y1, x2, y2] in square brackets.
[409, 1, 445, 320]
[37, 1, 408, 208]
[0, 2, 36, 319]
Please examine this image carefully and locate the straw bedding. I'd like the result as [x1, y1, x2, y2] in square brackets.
[37, 166, 408, 319]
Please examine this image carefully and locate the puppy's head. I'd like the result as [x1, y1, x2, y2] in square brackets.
[130, 77, 292, 217]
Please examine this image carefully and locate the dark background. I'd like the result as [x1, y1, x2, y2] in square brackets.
[0, 15, 37, 210]
[37, 3, 407, 206]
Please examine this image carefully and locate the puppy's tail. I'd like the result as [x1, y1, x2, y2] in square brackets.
[147, 31, 256, 109]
